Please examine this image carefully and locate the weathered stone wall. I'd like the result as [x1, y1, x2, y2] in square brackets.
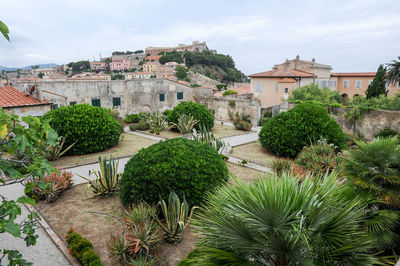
[188, 72, 220, 88]
[13, 79, 202, 116]
[3, 104, 52, 117]
[330, 108, 400, 140]
[212, 94, 261, 125]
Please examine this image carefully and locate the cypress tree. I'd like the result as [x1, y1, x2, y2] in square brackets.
[365, 64, 388, 99]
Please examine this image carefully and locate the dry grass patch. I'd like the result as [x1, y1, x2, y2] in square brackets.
[52, 133, 157, 168]
[231, 141, 278, 167]
[226, 162, 264, 182]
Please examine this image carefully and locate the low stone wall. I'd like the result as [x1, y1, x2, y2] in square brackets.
[331, 108, 400, 140]
[212, 94, 261, 125]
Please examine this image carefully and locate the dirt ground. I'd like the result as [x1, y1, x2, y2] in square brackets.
[37, 162, 263, 265]
[52, 133, 157, 169]
[231, 141, 278, 167]
[141, 124, 249, 139]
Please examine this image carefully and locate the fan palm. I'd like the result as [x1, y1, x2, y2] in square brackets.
[193, 173, 379, 265]
[387, 56, 400, 87]
[341, 137, 400, 208]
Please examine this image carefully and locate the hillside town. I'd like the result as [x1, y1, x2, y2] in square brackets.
[1, 1, 400, 266]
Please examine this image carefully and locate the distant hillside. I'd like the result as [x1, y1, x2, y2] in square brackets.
[0, 63, 59, 72]
[159, 50, 248, 83]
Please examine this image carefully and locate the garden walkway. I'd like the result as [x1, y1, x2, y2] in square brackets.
[0, 123, 264, 266]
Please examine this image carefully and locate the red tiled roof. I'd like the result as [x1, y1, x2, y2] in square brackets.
[249, 69, 315, 78]
[331, 72, 376, 77]
[0, 86, 51, 108]
[214, 84, 251, 97]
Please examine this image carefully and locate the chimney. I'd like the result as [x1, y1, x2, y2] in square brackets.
[312, 58, 315, 63]
[296, 55, 300, 60]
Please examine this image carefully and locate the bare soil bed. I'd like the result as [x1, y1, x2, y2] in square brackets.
[231, 141, 278, 167]
[140, 124, 250, 139]
[37, 162, 263, 265]
[52, 133, 157, 169]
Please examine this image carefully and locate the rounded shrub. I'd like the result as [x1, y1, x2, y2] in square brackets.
[120, 138, 228, 207]
[43, 104, 121, 155]
[375, 128, 399, 139]
[259, 103, 346, 158]
[167, 101, 214, 130]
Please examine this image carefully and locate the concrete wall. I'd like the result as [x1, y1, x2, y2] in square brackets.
[13, 79, 203, 116]
[212, 94, 261, 125]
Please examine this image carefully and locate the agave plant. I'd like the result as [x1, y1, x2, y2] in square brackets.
[146, 112, 166, 135]
[168, 113, 198, 134]
[192, 123, 226, 153]
[192, 173, 380, 265]
[45, 136, 76, 161]
[155, 191, 197, 243]
[80, 156, 121, 196]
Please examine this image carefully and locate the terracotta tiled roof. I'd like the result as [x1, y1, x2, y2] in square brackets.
[146, 55, 162, 61]
[331, 72, 376, 77]
[214, 84, 251, 97]
[0, 86, 51, 108]
[249, 69, 315, 78]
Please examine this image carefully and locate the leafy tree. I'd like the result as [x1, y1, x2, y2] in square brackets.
[134, 50, 143, 54]
[69, 61, 90, 73]
[0, 20, 9, 41]
[0, 109, 58, 265]
[175, 65, 188, 80]
[387, 56, 400, 87]
[38, 72, 44, 78]
[159, 51, 183, 64]
[31, 65, 39, 70]
[289, 83, 340, 104]
[366, 65, 388, 99]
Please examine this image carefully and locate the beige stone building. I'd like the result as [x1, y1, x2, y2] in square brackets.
[331, 72, 400, 98]
[250, 56, 335, 108]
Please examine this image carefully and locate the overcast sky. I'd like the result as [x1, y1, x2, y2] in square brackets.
[1, 0, 399, 74]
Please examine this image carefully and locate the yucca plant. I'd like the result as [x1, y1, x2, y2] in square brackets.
[124, 202, 156, 228]
[341, 137, 400, 208]
[155, 191, 197, 243]
[146, 112, 166, 135]
[192, 123, 226, 153]
[125, 219, 160, 260]
[168, 113, 198, 134]
[271, 158, 291, 176]
[80, 156, 121, 196]
[45, 136, 76, 161]
[192, 173, 380, 265]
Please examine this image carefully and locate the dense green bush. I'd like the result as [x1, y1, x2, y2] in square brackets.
[289, 83, 340, 104]
[124, 114, 139, 124]
[66, 230, 103, 266]
[375, 128, 399, 138]
[43, 104, 121, 155]
[222, 89, 238, 96]
[259, 103, 346, 158]
[120, 138, 228, 207]
[167, 101, 214, 130]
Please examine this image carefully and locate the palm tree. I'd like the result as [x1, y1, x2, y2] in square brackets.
[341, 137, 400, 208]
[192, 173, 380, 265]
[387, 56, 400, 87]
[0, 20, 9, 41]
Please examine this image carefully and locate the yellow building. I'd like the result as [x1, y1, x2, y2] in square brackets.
[143, 62, 159, 73]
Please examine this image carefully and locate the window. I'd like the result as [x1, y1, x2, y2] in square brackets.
[113, 97, 121, 107]
[322, 80, 327, 88]
[369, 80, 373, 85]
[92, 98, 101, 107]
[70, 101, 77, 106]
[256, 82, 262, 92]
[275, 83, 279, 91]
[177, 92, 183, 100]
[333, 80, 337, 87]
[284, 88, 289, 93]
[343, 80, 349, 88]
[51, 104, 59, 110]
[355, 80, 362, 88]
[159, 93, 165, 102]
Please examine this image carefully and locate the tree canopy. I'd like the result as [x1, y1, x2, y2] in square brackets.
[365, 65, 388, 99]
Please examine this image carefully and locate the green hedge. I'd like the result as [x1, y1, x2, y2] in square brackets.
[259, 103, 346, 158]
[167, 101, 214, 130]
[66, 230, 103, 266]
[43, 104, 121, 155]
[120, 138, 228, 207]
